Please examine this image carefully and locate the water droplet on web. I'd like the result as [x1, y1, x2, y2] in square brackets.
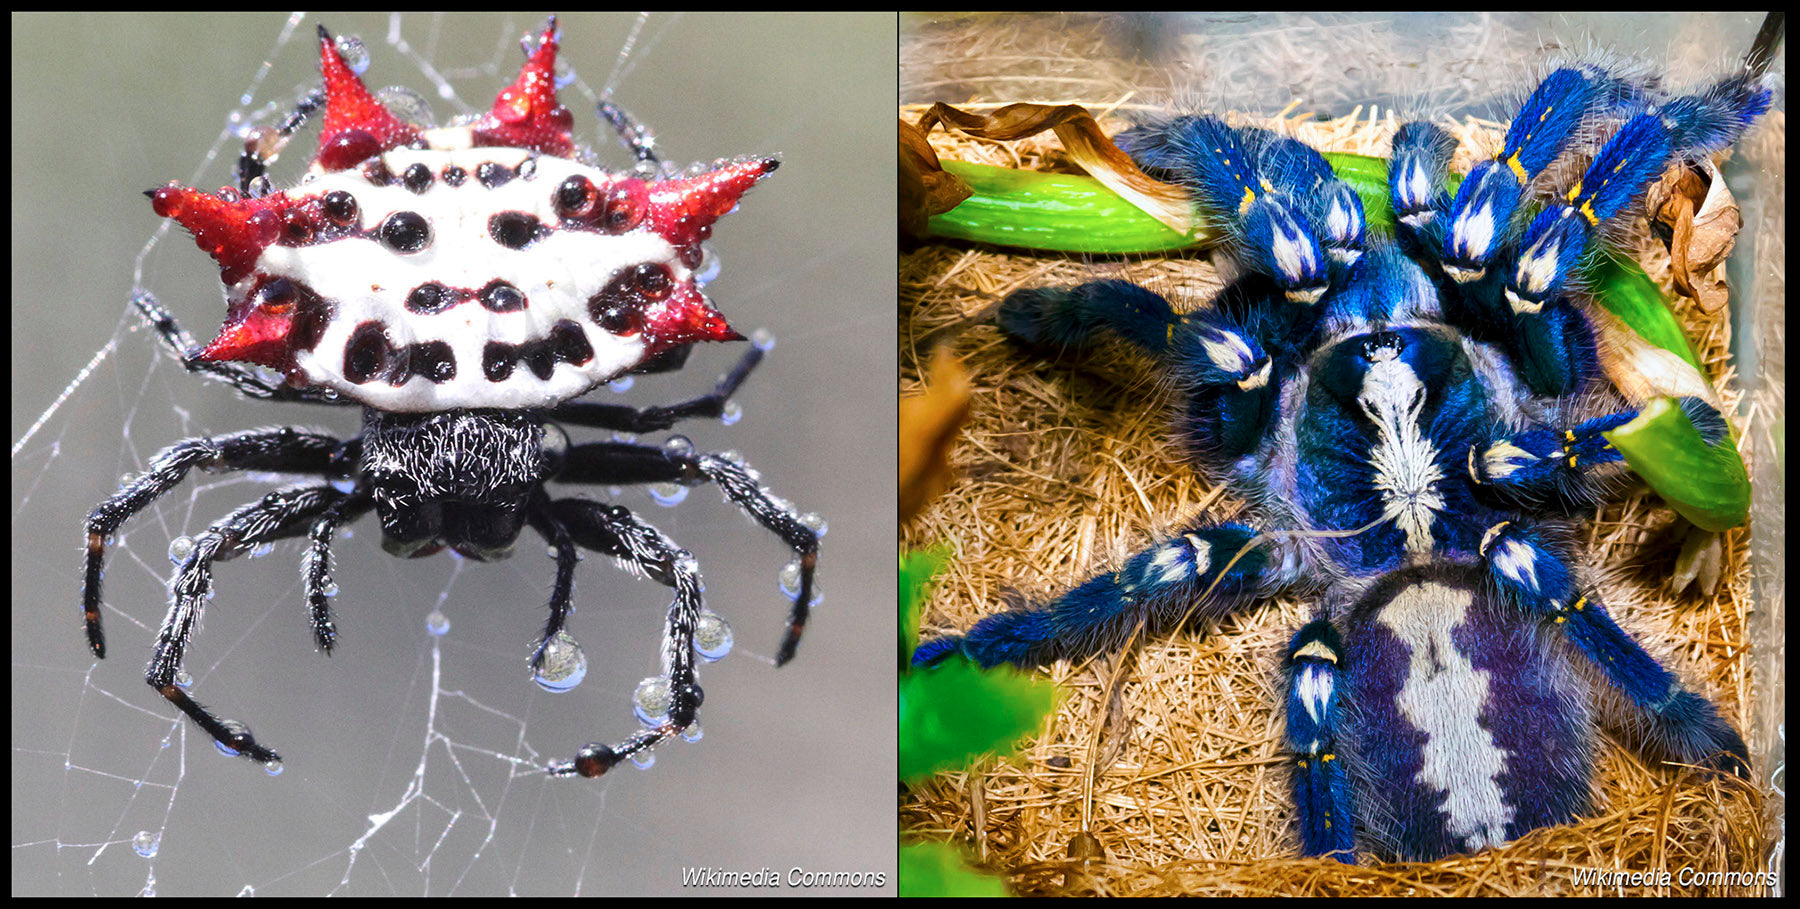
[263, 758, 283, 776]
[213, 720, 251, 758]
[533, 630, 588, 692]
[168, 536, 195, 564]
[378, 86, 433, 128]
[720, 400, 743, 425]
[334, 34, 370, 74]
[800, 512, 827, 536]
[634, 676, 672, 726]
[649, 483, 688, 506]
[630, 751, 656, 770]
[425, 610, 451, 636]
[694, 248, 722, 285]
[751, 328, 776, 351]
[778, 561, 803, 597]
[694, 611, 734, 662]
[608, 375, 635, 393]
[132, 831, 160, 858]
[680, 723, 704, 743]
[663, 434, 694, 459]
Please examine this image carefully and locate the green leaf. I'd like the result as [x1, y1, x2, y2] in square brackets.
[900, 548, 948, 658]
[1585, 256, 1704, 372]
[899, 547, 1057, 783]
[928, 161, 1196, 254]
[899, 841, 1011, 897]
[900, 655, 1057, 783]
[1604, 396, 1750, 531]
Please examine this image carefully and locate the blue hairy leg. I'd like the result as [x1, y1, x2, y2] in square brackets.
[1479, 522, 1750, 776]
[1442, 65, 1629, 281]
[1285, 619, 1356, 862]
[913, 522, 1269, 669]
[1506, 74, 1773, 313]
[1469, 407, 1655, 507]
[1245, 131, 1367, 267]
[997, 277, 1301, 469]
[1114, 116, 1328, 301]
[996, 279, 1178, 355]
[1503, 296, 1601, 396]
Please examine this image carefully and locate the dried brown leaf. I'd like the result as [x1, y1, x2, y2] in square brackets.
[900, 348, 974, 524]
[900, 118, 974, 241]
[915, 102, 1196, 234]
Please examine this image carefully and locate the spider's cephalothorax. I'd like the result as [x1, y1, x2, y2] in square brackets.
[84, 18, 820, 779]
[914, 65, 1767, 861]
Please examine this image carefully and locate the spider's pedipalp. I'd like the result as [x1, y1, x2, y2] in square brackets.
[1388, 120, 1457, 254]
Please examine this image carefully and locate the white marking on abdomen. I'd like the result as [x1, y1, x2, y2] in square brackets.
[1379, 580, 1513, 852]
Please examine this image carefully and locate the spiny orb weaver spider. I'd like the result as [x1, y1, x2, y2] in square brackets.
[83, 17, 819, 779]
[914, 62, 1766, 861]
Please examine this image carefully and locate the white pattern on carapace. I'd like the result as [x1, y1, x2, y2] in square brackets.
[246, 148, 685, 412]
[1379, 580, 1515, 853]
[1357, 343, 1445, 553]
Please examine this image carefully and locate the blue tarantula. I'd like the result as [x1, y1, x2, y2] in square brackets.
[913, 65, 1769, 862]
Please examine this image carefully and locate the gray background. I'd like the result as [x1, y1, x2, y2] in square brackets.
[14, 12, 894, 896]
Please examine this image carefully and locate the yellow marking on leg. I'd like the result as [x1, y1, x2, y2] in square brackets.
[1505, 150, 1529, 181]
